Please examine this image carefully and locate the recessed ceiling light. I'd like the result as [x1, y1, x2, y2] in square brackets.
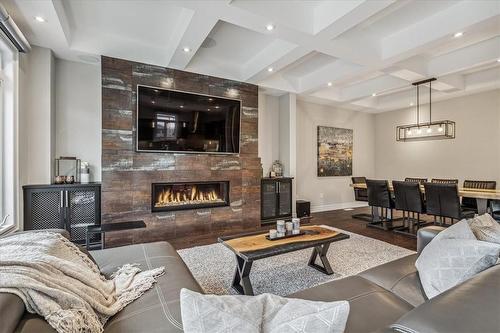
[215, 106, 220, 109]
[34, 16, 46, 23]
[182, 47, 191, 53]
[180, 105, 184, 108]
[410, 102, 414, 106]
[266, 24, 275, 31]
[207, 108, 211, 111]
[327, 82, 332, 87]
[497, 58, 500, 62]
[151, 100, 156, 104]
[372, 93, 377, 97]
[267, 67, 273, 72]
[208, 98, 213, 101]
[453, 32, 464, 38]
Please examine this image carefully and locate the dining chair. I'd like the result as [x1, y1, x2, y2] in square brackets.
[351, 177, 372, 222]
[461, 180, 496, 213]
[404, 177, 428, 185]
[491, 201, 500, 222]
[431, 178, 459, 184]
[393, 181, 426, 237]
[366, 179, 398, 230]
[424, 182, 475, 226]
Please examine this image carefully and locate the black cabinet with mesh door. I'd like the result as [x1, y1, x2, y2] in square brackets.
[23, 183, 101, 245]
[261, 177, 293, 224]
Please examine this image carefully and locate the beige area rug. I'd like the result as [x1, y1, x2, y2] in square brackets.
[178, 225, 415, 296]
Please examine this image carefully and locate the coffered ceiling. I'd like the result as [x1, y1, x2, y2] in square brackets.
[5, 0, 500, 112]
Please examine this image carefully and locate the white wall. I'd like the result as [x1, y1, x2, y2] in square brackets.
[374, 90, 500, 184]
[18, 45, 55, 185]
[258, 92, 280, 175]
[55, 59, 101, 181]
[295, 100, 375, 212]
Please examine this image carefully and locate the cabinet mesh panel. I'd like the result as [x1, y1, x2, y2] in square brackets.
[31, 191, 62, 230]
[68, 191, 96, 242]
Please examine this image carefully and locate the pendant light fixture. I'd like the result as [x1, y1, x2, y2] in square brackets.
[396, 78, 455, 141]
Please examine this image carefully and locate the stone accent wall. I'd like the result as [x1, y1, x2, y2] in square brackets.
[101, 56, 261, 247]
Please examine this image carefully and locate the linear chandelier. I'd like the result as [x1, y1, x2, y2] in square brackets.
[396, 78, 455, 141]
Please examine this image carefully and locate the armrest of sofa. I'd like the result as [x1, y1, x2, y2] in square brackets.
[390, 264, 500, 333]
[416, 226, 445, 255]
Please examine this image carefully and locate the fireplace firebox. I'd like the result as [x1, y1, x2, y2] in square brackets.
[152, 181, 229, 212]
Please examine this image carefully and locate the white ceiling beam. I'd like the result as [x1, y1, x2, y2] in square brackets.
[167, 12, 218, 70]
[340, 75, 409, 102]
[298, 60, 363, 94]
[381, 0, 500, 60]
[51, 0, 72, 46]
[428, 36, 500, 76]
[241, 39, 297, 81]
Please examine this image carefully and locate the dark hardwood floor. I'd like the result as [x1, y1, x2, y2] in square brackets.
[170, 206, 420, 251]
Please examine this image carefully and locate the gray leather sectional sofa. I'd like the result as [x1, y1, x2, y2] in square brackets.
[1, 226, 499, 333]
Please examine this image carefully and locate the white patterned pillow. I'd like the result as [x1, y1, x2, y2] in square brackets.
[467, 214, 500, 244]
[416, 219, 500, 299]
[180, 288, 350, 333]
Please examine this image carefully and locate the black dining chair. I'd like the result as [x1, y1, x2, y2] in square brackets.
[366, 179, 398, 230]
[424, 182, 475, 226]
[431, 178, 459, 184]
[461, 180, 496, 213]
[491, 201, 500, 222]
[351, 177, 372, 222]
[393, 181, 426, 237]
[404, 177, 428, 185]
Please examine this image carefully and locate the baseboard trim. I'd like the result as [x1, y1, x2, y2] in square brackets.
[311, 202, 368, 213]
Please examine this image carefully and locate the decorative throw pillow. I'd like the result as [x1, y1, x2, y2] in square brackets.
[180, 288, 350, 333]
[416, 219, 500, 299]
[467, 213, 500, 244]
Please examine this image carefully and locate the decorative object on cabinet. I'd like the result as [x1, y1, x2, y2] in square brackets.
[23, 183, 101, 246]
[317, 126, 353, 177]
[54, 156, 81, 183]
[271, 160, 284, 177]
[261, 177, 293, 224]
[80, 161, 90, 183]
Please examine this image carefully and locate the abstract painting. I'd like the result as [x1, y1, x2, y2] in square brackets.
[317, 126, 353, 177]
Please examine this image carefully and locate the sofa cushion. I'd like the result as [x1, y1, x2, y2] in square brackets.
[181, 288, 350, 333]
[289, 275, 413, 333]
[358, 254, 426, 307]
[90, 242, 203, 333]
[416, 220, 500, 299]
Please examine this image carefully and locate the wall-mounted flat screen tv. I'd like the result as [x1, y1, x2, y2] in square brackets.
[136, 85, 241, 154]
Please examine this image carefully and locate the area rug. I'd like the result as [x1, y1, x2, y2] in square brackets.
[177, 225, 415, 296]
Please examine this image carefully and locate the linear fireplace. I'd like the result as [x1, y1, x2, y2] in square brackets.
[152, 181, 230, 212]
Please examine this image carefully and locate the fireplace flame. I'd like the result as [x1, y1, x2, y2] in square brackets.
[155, 185, 224, 208]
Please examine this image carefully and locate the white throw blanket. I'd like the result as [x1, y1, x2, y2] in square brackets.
[0, 231, 165, 333]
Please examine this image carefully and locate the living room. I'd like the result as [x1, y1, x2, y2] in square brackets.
[1, 1, 499, 333]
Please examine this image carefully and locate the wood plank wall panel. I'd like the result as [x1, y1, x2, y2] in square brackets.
[101, 56, 262, 247]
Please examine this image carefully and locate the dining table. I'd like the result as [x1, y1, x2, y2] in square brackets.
[350, 183, 500, 215]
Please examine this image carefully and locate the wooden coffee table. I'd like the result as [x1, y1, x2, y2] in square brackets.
[218, 225, 349, 295]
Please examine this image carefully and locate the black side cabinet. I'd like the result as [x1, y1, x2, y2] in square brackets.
[261, 177, 293, 224]
[23, 183, 101, 244]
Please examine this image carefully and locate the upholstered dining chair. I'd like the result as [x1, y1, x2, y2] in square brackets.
[351, 177, 371, 222]
[366, 179, 398, 230]
[431, 178, 459, 184]
[393, 181, 426, 237]
[461, 180, 497, 213]
[424, 182, 475, 226]
[404, 177, 428, 185]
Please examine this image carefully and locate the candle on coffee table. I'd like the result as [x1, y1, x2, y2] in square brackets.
[269, 229, 277, 239]
[285, 222, 293, 232]
[276, 220, 285, 233]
